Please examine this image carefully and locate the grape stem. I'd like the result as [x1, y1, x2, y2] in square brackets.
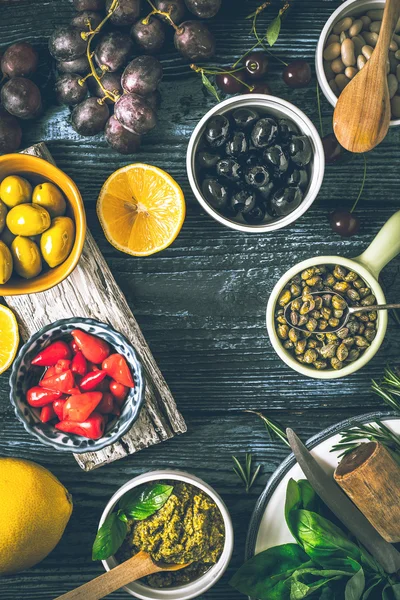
[144, 0, 183, 33]
[79, 0, 121, 104]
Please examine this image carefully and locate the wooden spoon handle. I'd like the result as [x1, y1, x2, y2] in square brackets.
[374, 0, 400, 59]
[54, 551, 159, 600]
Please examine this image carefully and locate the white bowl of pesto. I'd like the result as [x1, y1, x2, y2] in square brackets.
[98, 470, 234, 600]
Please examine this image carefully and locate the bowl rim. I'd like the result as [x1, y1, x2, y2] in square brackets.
[186, 94, 325, 233]
[0, 153, 86, 295]
[99, 469, 234, 600]
[266, 255, 387, 379]
[315, 0, 400, 126]
[9, 317, 146, 453]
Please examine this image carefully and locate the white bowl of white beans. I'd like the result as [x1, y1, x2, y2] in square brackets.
[316, 0, 400, 126]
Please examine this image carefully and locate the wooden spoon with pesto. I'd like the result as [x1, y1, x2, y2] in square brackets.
[55, 551, 191, 600]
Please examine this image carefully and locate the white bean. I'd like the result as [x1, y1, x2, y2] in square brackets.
[362, 45, 374, 59]
[395, 49, 400, 60]
[396, 17, 400, 33]
[331, 57, 345, 73]
[340, 31, 349, 43]
[345, 66, 358, 79]
[333, 17, 353, 34]
[341, 38, 356, 66]
[369, 21, 381, 34]
[326, 34, 340, 45]
[362, 31, 379, 47]
[390, 40, 399, 52]
[349, 19, 363, 37]
[389, 51, 399, 74]
[366, 9, 384, 20]
[393, 33, 400, 45]
[323, 42, 341, 61]
[329, 79, 340, 96]
[388, 73, 398, 98]
[357, 54, 367, 70]
[335, 73, 350, 91]
[324, 60, 335, 80]
[391, 95, 400, 118]
[360, 15, 371, 28]
[352, 34, 365, 56]
[396, 63, 400, 82]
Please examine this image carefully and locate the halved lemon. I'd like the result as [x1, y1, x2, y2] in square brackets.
[97, 163, 186, 257]
[0, 305, 19, 375]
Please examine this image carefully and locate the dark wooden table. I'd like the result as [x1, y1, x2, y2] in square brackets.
[1, 0, 400, 598]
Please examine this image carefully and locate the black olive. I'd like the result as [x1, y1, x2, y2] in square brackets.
[278, 118, 300, 143]
[204, 115, 230, 148]
[231, 188, 256, 214]
[288, 135, 312, 167]
[258, 181, 275, 201]
[243, 203, 266, 224]
[251, 117, 279, 148]
[244, 150, 262, 167]
[263, 144, 290, 175]
[245, 165, 270, 188]
[232, 107, 259, 130]
[216, 158, 242, 182]
[270, 186, 303, 217]
[225, 130, 248, 157]
[197, 150, 221, 169]
[286, 168, 309, 190]
[201, 178, 229, 210]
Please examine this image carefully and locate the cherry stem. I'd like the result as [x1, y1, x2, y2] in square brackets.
[144, 0, 183, 33]
[350, 154, 367, 213]
[316, 81, 324, 138]
[81, 0, 121, 104]
[191, 65, 254, 92]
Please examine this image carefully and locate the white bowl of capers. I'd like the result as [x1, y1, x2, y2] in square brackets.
[266, 211, 400, 379]
[316, 0, 400, 124]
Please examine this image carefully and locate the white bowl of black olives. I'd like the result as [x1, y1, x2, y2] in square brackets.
[186, 95, 325, 232]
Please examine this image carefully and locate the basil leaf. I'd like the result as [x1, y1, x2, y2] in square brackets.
[290, 576, 343, 600]
[201, 71, 220, 102]
[92, 512, 127, 561]
[345, 568, 365, 600]
[362, 578, 384, 600]
[119, 483, 173, 521]
[267, 14, 281, 46]
[384, 583, 400, 600]
[230, 544, 311, 600]
[285, 480, 323, 540]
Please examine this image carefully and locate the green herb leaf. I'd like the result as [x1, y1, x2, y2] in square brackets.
[201, 71, 220, 102]
[118, 483, 173, 521]
[266, 14, 281, 46]
[383, 582, 400, 600]
[230, 544, 312, 600]
[232, 453, 261, 493]
[361, 578, 384, 599]
[345, 568, 365, 600]
[92, 512, 127, 561]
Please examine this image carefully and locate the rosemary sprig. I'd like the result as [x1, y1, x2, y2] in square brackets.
[232, 453, 261, 493]
[245, 410, 290, 447]
[331, 420, 400, 459]
[371, 365, 400, 412]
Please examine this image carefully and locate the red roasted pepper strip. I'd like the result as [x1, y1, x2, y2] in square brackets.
[71, 351, 87, 376]
[53, 398, 67, 420]
[63, 392, 103, 422]
[69, 340, 79, 354]
[31, 341, 71, 367]
[102, 354, 134, 387]
[109, 380, 129, 405]
[97, 392, 114, 415]
[40, 405, 57, 423]
[26, 386, 63, 407]
[42, 366, 56, 381]
[55, 413, 105, 439]
[79, 370, 107, 392]
[71, 329, 110, 364]
[39, 369, 75, 394]
[55, 359, 71, 374]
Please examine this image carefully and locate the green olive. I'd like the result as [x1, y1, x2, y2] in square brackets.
[11, 236, 42, 280]
[0, 226, 16, 247]
[0, 240, 13, 284]
[0, 200, 7, 234]
[0, 175, 32, 208]
[40, 216, 75, 268]
[6, 204, 51, 236]
[32, 183, 66, 218]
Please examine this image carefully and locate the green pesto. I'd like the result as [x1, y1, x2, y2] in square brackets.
[118, 481, 225, 588]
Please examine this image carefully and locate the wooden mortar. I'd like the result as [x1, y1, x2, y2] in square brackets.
[334, 441, 400, 543]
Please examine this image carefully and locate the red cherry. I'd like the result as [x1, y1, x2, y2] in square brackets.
[282, 59, 312, 88]
[244, 51, 269, 80]
[216, 69, 247, 94]
[329, 209, 360, 237]
[249, 81, 272, 95]
[322, 133, 346, 164]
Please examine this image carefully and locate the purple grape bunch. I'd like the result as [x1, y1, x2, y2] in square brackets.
[49, 0, 221, 154]
[0, 42, 41, 153]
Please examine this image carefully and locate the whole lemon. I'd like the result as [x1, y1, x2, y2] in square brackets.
[32, 182, 66, 218]
[6, 204, 51, 236]
[0, 458, 73, 575]
[0, 175, 32, 208]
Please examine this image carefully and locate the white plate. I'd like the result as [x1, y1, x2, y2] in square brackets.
[245, 411, 400, 560]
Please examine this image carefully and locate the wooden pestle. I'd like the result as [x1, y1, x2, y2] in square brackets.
[334, 441, 400, 543]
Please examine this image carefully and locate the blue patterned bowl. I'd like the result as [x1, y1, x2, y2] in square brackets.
[9, 318, 145, 453]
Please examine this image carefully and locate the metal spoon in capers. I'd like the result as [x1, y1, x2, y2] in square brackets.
[284, 291, 400, 334]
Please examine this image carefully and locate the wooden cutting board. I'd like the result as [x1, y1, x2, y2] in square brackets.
[4, 142, 187, 471]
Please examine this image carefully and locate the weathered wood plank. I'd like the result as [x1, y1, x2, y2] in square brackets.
[4, 144, 186, 471]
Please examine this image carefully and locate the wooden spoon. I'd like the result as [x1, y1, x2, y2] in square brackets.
[55, 551, 191, 600]
[333, 0, 400, 152]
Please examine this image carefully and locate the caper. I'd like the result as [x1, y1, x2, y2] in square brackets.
[296, 354, 305, 363]
[333, 281, 349, 292]
[314, 296, 323, 310]
[307, 339, 318, 349]
[306, 275, 322, 287]
[347, 288, 360, 302]
[328, 317, 340, 327]
[277, 314, 286, 324]
[302, 285, 312, 295]
[342, 336, 355, 347]
[320, 343, 338, 358]
[290, 283, 302, 297]
[358, 323, 365, 335]
[314, 359, 328, 370]
[357, 312, 370, 322]
[344, 271, 358, 282]
[304, 349, 318, 363]
[333, 265, 347, 279]
[355, 335, 369, 348]
[361, 294, 376, 306]
[291, 298, 301, 311]
[333, 309, 344, 319]
[347, 349, 360, 362]
[298, 314, 309, 326]
[278, 290, 291, 306]
[283, 339, 295, 349]
[321, 307, 332, 320]
[358, 287, 371, 298]
[316, 333, 326, 342]
[290, 311, 299, 326]
[331, 357, 344, 370]
[289, 328, 299, 343]
[318, 319, 328, 331]
[368, 311, 377, 322]
[315, 265, 327, 274]
[337, 327, 349, 339]
[323, 275, 336, 287]
[310, 310, 321, 320]
[332, 295, 347, 309]
[326, 332, 339, 342]
[353, 279, 364, 289]
[301, 267, 315, 280]
[337, 343, 349, 361]
[306, 318, 318, 332]
[364, 328, 376, 342]
[347, 320, 359, 334]
[295, 339, 307, 355]
[277, 324, 289, 339]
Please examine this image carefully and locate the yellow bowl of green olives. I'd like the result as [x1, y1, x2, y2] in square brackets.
[0, 154, 86, 295]
[266, 211, 400, 379]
